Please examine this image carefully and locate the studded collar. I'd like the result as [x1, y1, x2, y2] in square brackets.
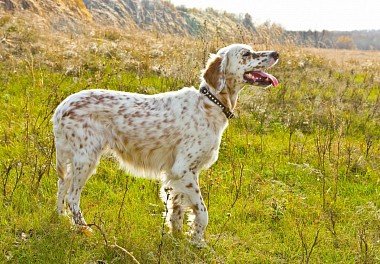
[200, 86, 234, 119]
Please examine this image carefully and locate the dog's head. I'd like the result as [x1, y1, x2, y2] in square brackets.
[203, 44, 279, 92]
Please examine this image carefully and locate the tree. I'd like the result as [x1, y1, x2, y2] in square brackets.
[335, 35, 356, 50]
[242, 13, 255, 32]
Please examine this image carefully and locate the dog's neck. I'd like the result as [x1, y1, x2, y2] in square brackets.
[200, 78, 241, 116]
[200, 86, 234, 118]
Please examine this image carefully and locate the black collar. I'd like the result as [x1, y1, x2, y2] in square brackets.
[200, 86, 234, 119]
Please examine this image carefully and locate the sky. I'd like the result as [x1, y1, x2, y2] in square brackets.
[169, 0, 380, 31]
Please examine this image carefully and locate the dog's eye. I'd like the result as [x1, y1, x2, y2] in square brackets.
[242, 51, 251, 57]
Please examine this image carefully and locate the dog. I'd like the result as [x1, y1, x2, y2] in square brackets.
[52, 43, 279, 246]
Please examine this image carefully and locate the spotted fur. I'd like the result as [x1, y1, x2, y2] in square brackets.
[52, 43, 279, 246]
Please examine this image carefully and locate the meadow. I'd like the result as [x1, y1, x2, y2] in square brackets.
[0, 17, 379, 263]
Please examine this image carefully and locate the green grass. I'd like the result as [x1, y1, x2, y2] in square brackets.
[1, 33, 379, 263]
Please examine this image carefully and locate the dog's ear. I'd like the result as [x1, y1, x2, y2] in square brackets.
[203, 53, 228, 92]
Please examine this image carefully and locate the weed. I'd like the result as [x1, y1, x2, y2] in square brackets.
[0, 14, 379, 263]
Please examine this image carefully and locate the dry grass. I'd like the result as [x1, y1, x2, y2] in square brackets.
[304, 47, 380, 68]
[0, 13, 379, 263]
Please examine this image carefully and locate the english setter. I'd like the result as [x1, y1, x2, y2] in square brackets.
[53, 44, 279, 246]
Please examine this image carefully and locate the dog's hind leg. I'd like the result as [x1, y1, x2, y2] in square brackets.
[56, 150, 73, 216]
[66, 152, 100, 230]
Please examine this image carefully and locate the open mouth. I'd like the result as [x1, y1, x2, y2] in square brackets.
[243, 70, 279, 87]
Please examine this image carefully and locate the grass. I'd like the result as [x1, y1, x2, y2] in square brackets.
[0, 17, 379, 263]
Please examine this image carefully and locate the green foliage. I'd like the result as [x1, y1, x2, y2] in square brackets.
[0, 31, 379, 263]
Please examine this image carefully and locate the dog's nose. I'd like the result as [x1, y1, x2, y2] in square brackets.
[271, 51, 279, 60]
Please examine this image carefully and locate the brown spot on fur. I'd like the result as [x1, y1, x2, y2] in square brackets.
[191, 203, 199, 212]
[131, 111, 142, 118]
[204, 103, 213, 110]
[186, 183, 193, 188]
[62, 111, 72, 118]
[118, 106, 126, 114]
[56, 163, 64, 179]
[173, 204, 180, 211]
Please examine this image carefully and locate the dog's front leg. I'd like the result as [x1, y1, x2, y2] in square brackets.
[160, 185, 185, 234]
[185, 181, 208, 247]
[164, 175, 208, 247]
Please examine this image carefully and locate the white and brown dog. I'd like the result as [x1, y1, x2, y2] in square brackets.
[52, 44, 279, 246]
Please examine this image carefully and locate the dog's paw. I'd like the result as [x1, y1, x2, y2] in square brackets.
[185, 231, 207, 248]
[77, 225, 93, 237]
[189, 238, 207, 248]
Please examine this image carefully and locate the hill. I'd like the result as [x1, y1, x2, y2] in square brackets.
[1, 0, 255, 36]
[2, 0, 379, 50]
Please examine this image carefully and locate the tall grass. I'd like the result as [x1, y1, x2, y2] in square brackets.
[0, 15, 379, 263]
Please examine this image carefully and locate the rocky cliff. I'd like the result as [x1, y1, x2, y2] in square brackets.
[1, 0, 254, 36]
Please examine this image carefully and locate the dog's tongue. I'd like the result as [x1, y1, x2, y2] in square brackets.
[254, 71, 279, 87]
